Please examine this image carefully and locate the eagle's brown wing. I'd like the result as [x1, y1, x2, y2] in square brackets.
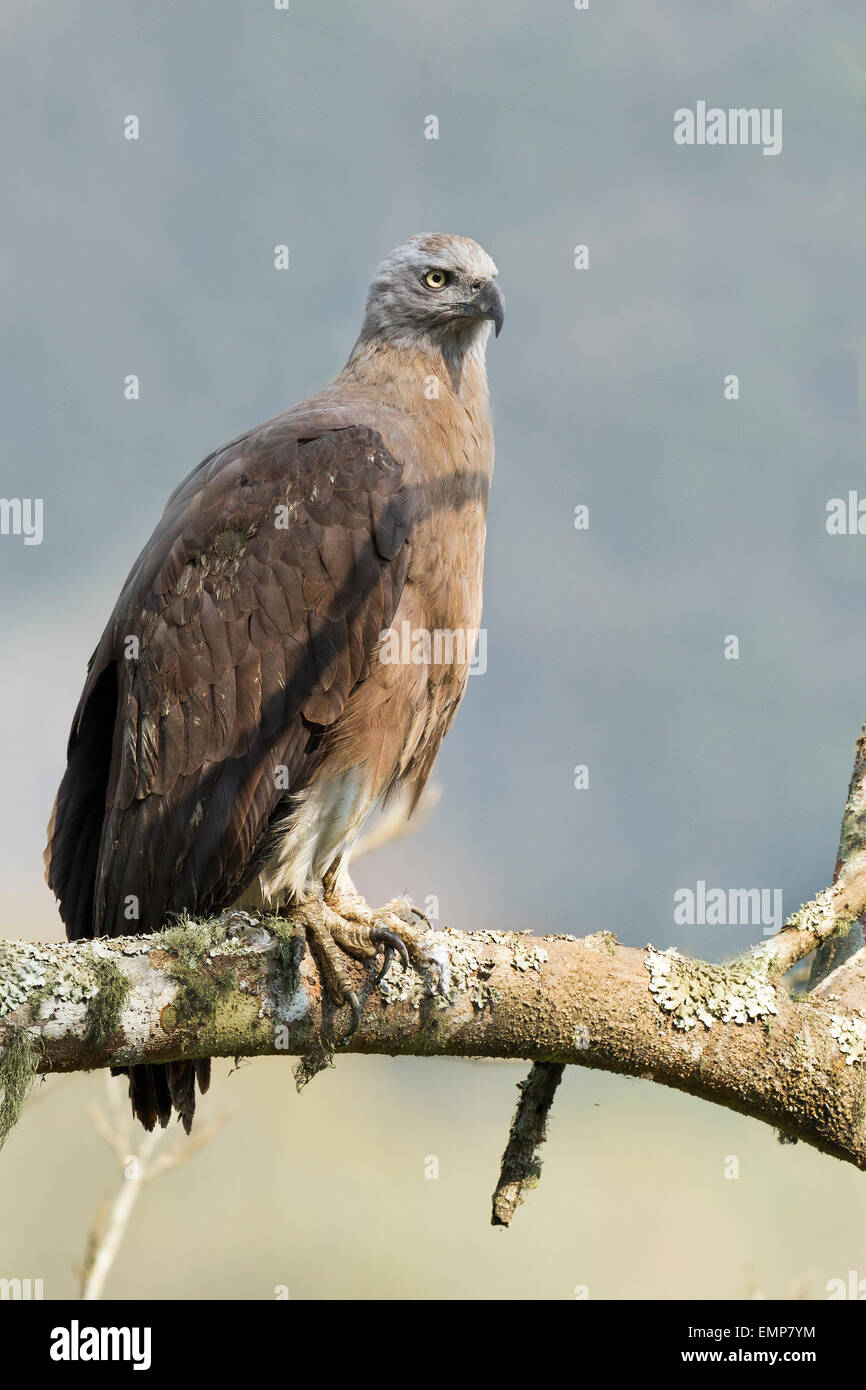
[45, 418, 414, 942]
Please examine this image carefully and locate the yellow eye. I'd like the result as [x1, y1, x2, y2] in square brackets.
[424, 269, 447, 289]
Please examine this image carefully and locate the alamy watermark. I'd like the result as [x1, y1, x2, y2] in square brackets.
[0, 497, 43, 545]
[674, 102, 782, 157]
[50, 1321, 151, 1370]
[674, 880, 783, 936]
[377, 622, 487, 675]
[0, 1276, 43, 1299]
[826, 492, 866, 534]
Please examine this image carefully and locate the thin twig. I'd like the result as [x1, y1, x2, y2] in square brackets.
[80, 1124, 163, 1300]
[79, 1075, 226, 1299]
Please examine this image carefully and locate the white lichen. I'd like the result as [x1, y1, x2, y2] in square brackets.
[378, 956, 436, 1009]
[378, 928, 500, 1013]
[511, 940, 548, 972]
[785, 887, 837, 934]
[0, 941, 99, 1021]
[829, 1012, 866, 1066]
[645, 945, 778, 1031]
[580, 931, 618, 955]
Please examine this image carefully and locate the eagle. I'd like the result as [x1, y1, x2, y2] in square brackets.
[44, 233, 503, 1132]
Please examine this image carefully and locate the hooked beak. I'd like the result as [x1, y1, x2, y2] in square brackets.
[459, 280, 505, 337]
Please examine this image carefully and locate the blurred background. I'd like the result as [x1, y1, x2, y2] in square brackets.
[1, 0, 865, 1299]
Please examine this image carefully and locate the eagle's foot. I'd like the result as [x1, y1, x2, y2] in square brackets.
[302, 898, 411, 1040]
[325, 891, 451, 998]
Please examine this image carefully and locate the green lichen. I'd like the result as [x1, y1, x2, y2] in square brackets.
[265, 916, 306, 997]
[154, 915, 238, 1030]
[0, 1028, 38, 1150]
[84, 956, 130, 1049]
[645, 945, 778, 1031]
[158, 916, 216, 961]
[151, 913, 280, 1057]
[170, 952, 236, 1026]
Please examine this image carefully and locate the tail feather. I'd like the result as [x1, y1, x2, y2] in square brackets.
[114, 1062, 208, 1132]
[166, 1061, 196, 1135]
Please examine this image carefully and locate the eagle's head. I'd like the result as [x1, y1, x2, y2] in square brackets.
[358, 233, 504, 355]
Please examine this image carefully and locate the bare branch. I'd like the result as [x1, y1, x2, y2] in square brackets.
[808, 724, 866, 987]
[79, 1075, 226, 1299]
[491, 1061, 565, 1226]
[80, 1111, 163, 1301]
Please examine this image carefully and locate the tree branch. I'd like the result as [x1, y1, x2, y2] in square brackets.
[4, 736, 866, 1182]
[2, 896, 866, 1167]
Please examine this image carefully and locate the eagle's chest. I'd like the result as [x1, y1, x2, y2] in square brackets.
[407, 507, 486, 632]
[404, 387, 492, 632]
[387, 412, 491, 780]
[402, 407, 491, 694]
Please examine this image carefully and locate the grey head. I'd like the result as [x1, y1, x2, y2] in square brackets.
[354, 233, 504, 383]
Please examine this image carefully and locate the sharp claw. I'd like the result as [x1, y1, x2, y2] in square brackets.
[372, 928, 410, 976]
[375, 945, 394, 985]
[344, 990, 361, 1042]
